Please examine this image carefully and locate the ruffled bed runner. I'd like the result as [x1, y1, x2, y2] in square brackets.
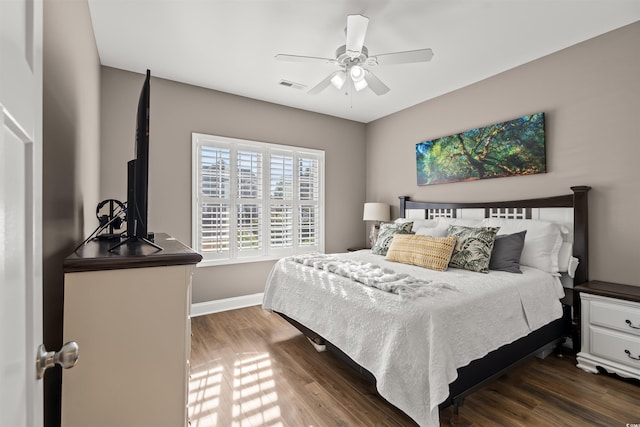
[290, 253, 457, 299]
[263, 252, 563, 427]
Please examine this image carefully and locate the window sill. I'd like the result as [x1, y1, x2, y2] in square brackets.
[196, 249, 322, 268]
[196, 256, 282, 268]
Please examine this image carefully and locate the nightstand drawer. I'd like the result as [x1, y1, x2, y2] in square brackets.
[590, 326, 640, 369]
[590, 299, 640, 337]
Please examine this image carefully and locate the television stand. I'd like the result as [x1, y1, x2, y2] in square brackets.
[62, 233, 201, 426]
[108, 235, 163, 253]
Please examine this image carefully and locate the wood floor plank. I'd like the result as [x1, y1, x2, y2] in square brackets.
[189, 306, 640, 426]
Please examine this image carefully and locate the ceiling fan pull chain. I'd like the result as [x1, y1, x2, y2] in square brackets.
[349, 78, 353, 109]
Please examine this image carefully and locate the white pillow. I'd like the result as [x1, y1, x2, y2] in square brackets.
[481, 218, 564, 274]
[416, 225, 448, 237]
[394, 218, 438, 232]
[557, 242, 573, 273]
[415, 218, 483, 238]
[436, 218, 483, 228]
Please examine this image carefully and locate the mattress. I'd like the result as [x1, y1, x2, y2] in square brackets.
[262, 250, 564, 426]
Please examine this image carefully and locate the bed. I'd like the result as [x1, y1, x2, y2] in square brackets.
[262, 186, 590, 426]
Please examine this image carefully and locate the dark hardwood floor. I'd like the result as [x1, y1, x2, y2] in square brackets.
[189, 305, 640, 426]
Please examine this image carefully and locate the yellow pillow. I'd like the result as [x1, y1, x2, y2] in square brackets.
[385, 234, 457, 272]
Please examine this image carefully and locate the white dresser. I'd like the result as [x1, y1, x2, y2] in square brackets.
[576, 281, 640, 381]
[61, 233, 201, 427]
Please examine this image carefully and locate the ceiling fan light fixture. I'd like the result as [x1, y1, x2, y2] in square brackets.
[330, 70, 347, 90]
[353, 76, 368, 92]
[350, 65, 365, 82]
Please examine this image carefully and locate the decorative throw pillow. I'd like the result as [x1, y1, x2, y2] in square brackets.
[447, 225, 500, 273]
[489, 230, 527, 273]
[371, 222, 413, 255]
[386, 234, 457, 272]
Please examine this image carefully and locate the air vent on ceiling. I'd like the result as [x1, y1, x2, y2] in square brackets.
[278, 80, 307, 90]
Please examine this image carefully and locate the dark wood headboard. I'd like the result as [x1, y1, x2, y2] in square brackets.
[399, 186, 591, 285]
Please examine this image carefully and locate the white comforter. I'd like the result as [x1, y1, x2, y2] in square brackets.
[262, 251, 564, 427]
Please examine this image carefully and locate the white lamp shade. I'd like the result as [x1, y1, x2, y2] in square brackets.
[363, 202, 390, 222]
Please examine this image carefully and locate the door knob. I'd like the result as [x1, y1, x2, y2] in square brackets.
[36, 341, 79, 379]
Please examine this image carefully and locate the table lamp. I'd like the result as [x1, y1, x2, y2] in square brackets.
[363, 202, 390, 247]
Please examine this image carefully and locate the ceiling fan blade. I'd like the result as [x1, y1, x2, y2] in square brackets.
[308, 72, 338, 95]
[275, 54, 336, 65]
[346, 14, 369, 56]
[371, 48, 434, 66]
[364, 70, 390, 96]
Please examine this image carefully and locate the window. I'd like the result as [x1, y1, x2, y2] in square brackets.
[193, 133, 324, 266]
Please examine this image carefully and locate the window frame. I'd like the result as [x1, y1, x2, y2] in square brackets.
[192, 133, 325, 267]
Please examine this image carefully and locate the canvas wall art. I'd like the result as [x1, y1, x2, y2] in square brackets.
[416, 113, 546, 186]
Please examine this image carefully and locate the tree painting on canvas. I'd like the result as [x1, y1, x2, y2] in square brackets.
[416, 113, 546, 185]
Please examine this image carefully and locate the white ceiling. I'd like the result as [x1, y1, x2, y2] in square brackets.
[87, 1, 640, 123]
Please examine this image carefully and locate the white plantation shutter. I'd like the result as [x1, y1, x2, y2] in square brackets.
[269, 154, 293, 200]
[270, 205, 293, 248]
[237, 150, 262, 199]
[201, 203, 230, 253]
[269, 153, 294, 250]
[298, 157, 319, 246]
[236, 150, 263, 255]
[198, 146, 231, 259]
[193, 133, 324, 265]
[298, 157, 319, 201]
[236, 203, 261, 251]
[299, 205, 318, 246]
[200, 146, 230, 199]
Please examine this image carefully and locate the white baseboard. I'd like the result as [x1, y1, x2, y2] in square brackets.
[191, 293, 264, 317]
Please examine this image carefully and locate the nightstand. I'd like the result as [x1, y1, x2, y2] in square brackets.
[575, 281, 640, 381]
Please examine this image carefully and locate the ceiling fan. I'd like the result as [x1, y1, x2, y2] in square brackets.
[275, 14, 434, 96]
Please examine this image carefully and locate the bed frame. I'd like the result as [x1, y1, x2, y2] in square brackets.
[277, 185, 591, 418]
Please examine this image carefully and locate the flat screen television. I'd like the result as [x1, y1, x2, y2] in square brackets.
[110, 69, 162, 252]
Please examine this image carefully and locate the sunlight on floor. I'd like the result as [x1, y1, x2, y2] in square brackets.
[188, 363, 222, 426]
[188, 352, 285, 427]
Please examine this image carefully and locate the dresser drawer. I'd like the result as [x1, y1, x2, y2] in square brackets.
[590, 326, 640, 369]
[590, 299, 640, 337]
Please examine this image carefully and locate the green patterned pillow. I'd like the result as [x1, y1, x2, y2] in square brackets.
[371, 222, 413, 255]
[447, 225, 500, 273]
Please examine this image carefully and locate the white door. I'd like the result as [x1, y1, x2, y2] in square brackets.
[0, 0, 44, 426]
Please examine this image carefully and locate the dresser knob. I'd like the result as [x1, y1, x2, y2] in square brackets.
[625, 319, 640, 330]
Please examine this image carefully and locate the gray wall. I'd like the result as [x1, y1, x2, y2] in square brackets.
[99, 68, 367, 302]
[366, 21, 640, 287]
[42, 0, 101, 425]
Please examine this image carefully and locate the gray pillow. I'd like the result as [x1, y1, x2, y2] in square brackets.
[489, 230, 527, 273]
